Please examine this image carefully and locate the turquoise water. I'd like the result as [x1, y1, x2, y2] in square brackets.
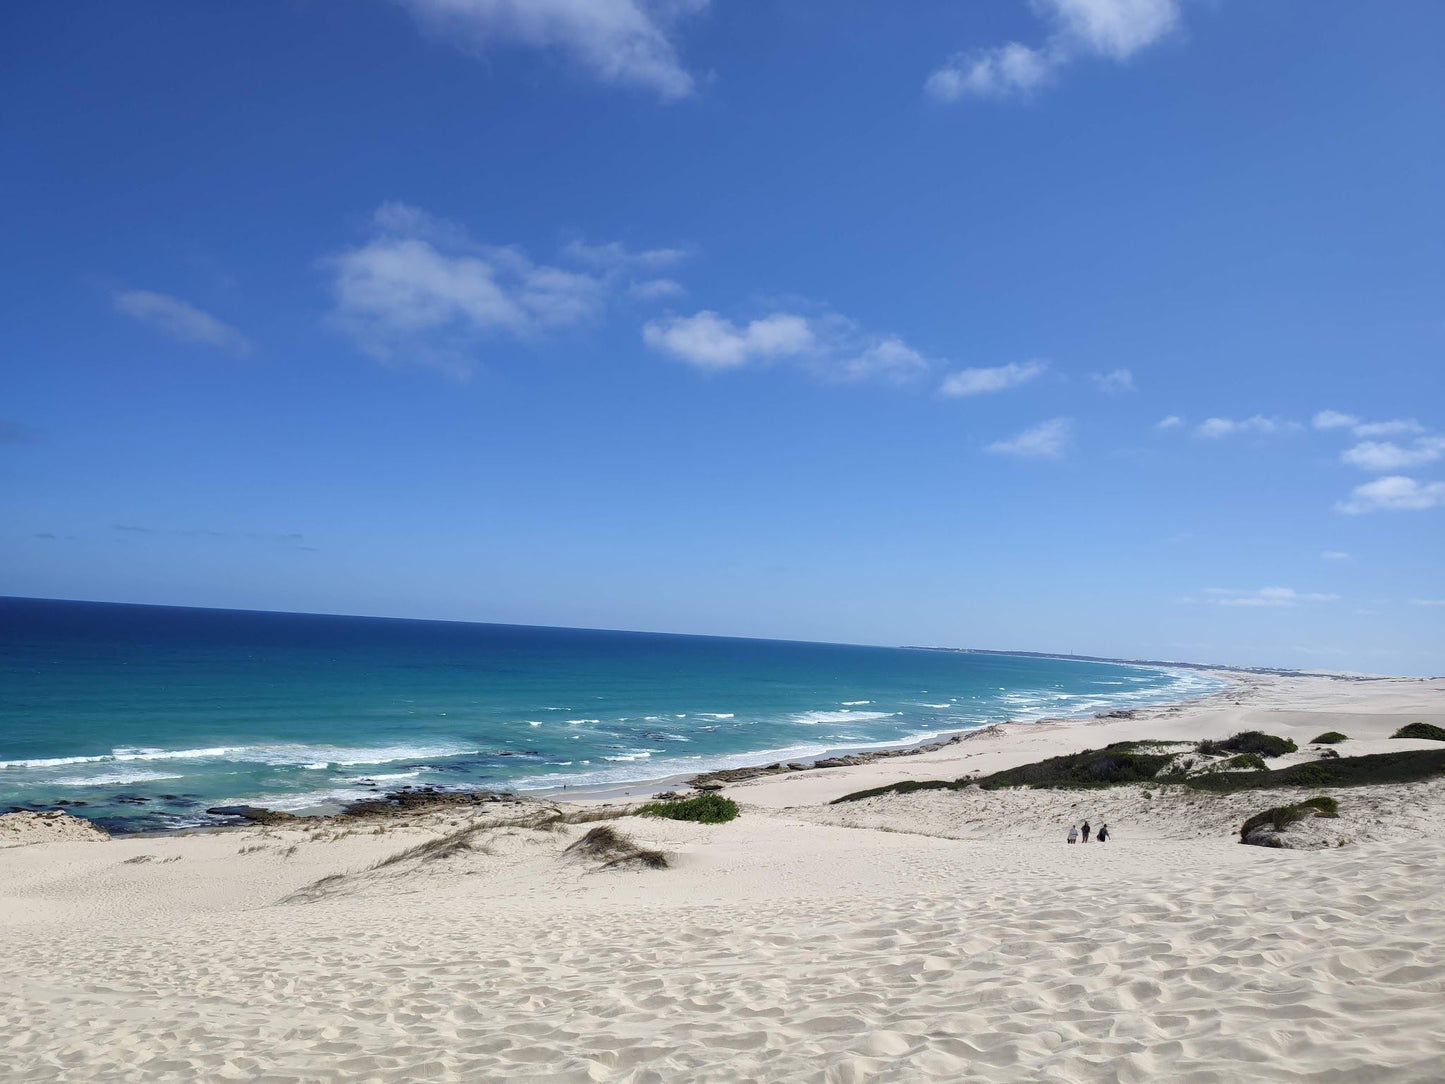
[0, 598, 1221, 833]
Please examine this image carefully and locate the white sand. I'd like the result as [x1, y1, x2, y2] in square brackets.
[2, 670, 1444, 1081]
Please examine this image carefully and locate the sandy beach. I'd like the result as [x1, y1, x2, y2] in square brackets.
[4, 669, 1445, 1082]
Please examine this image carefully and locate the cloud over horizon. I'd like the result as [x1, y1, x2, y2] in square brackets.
[1336, 475, 1445, 515]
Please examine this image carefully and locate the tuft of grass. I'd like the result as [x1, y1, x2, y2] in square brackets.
[563, 825, 669, 869]
[1312, 731, 1348, 745]
[1240, 795, 1339, 845]
[1392, 722, 1445, 742]
[636, 793, 739, 824]
[371, 823, 489, 869]
[1199, 732, 1297, 758]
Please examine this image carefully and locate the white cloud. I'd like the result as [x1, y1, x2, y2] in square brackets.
[1195, 415, 1302, 439]
[1336, 475, 1445, 514]
[1155, 414, 1183, 430]
[938, 360, 1046, 398]
[1090, 367, 1135, 394]
[986, 417, 1072, 460]
[1208, 587, 1339, 608]
[1353, 418, 1426, 438]
[643, 308, 935, 383]
[1341, 437, 1445, 472]
[392, 0, 706, 100]
[1312, 409, 1358, 431]
[1321, 551, 1351, 561]
[926, 42, 1053, 101]
[112, 290, 250, 354]
[1314, 408, 1426, 438]
[838, 337, 932, 383]
[628, 277, 686, 301]
[326, 203, 627, 375]
[1409, 599, 1445, 607]
[562, 239, 690, 271]
[642, 311, 813, 371]
[927, 0, 1180, 102]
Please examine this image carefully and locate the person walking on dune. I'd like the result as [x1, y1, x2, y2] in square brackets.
[1081, 820, 1091, 843]
[1067, 824, 1078, 844]
[1097, 823, 1110, 843]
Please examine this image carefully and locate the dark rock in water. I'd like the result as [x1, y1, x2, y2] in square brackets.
[113, 794, 151, 805]
[160, 794, 179, 800]
[205, 805, 298, 825]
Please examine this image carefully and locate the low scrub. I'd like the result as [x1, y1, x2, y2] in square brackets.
[1189, 749, 1445, 793]
[1223, 753, 1268, 771]
[1198, 732, 1297, 758]
[1241, 795, 1339, 847]
[1392, 722, 1445, 742]
[1311, 731, 1348, 745]
[636, 793, 739, 823]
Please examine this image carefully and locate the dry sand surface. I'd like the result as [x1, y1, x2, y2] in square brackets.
[3, 670, 1445, 1082]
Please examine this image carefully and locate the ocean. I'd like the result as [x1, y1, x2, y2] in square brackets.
[0, 598, 1222, 833]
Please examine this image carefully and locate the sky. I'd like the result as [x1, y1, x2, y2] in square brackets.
[2, 0, 1442, 674]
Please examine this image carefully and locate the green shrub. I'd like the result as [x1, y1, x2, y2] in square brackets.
[1240, 795, 1339, 844]
[1224, 753, 1268, 771]
[1199, 732, 1297, 758]
[1392, 722, 1445, 742]
[1312, 731, 1348, 745]
[636, 793, 739, 823]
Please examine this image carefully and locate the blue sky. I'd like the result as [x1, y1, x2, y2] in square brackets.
[2, 0, 1442, 673]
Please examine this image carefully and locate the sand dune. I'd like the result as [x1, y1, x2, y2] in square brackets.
[2, 671, 1444, 1081]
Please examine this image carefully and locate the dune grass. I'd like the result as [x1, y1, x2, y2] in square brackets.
[1312, 731, 1349, 744]
[1240, 795, 1339, 846]
[564, 825, 669, 869]
[636, 793, 739, 823]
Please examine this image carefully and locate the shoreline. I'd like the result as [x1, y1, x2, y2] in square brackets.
[3, 669, 1444, 1080]
[91, 664, 1240, 834]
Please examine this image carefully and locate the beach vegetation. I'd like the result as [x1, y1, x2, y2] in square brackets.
[1392, 722, 1445, 742]
[1312, 732, 1348, 744]
[1222, 753, 1268, 771]
[1198, 732, 1297, 758]
[1240, 795, 1339, 846]
[564, 825, 669, 869]
[636, 793, 739, 823]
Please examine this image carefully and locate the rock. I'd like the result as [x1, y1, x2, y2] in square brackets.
[204, 805, 298, 825]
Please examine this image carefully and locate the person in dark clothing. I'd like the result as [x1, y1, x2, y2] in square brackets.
[1097, 824, 1110, 843]
[1080, 820, 1091, 843]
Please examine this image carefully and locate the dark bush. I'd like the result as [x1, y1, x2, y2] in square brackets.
[1199, 732, 1297, 758]
[1312, 732, 1348, 745]
[1392, 722, 1445, 742]
[1188, 749, 1445, 793]
[636, 792, 739, 823]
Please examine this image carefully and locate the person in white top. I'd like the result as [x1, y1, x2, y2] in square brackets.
[1067, 824, 1079, 844]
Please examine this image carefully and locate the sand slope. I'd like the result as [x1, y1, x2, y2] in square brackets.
[2, 671, 1444, 1081]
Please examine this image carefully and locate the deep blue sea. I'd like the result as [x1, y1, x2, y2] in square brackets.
[0, 598, 1222, 833]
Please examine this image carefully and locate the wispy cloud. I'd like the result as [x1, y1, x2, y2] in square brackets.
[391, 0, 706, 100]
[1336, 475, 1445, 514]
[938, 360, 1046, 398]
[1195, 415, 1302, 439]
[1341, 436, 1445, 472]
[325, 203, 676, 377]
[1207, 587, 1339, 608]
[643, 308, 933, 383]
[1154, 414, 1183, 430]
[1321, 551, 1351, 561]
[1313, 409, 1425, 438]
[1090, 368, 1135, 394]
[926, 0, 1181, 102]
[112, 290, 250, 354]
[561, 239, 690, 271]
[111, 523, 315, 549]
[986, 417, 1072, 460]
[1410, 599, 1445, 607]
[627, 277, 686, 301]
